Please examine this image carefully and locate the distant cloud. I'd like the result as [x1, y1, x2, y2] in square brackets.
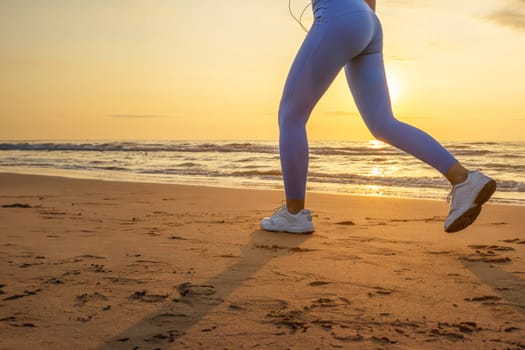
[108, 114, 168, 119]
[486, 0, 525, 31]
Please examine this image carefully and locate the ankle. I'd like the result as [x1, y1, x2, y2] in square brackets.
[286, 199, 305, 214]
[446, 163, 469, 186]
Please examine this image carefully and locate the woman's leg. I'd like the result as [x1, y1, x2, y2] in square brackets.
[344, 15, 461, 179]
[280, 12, 376, 213]
[344, 14, 496, 233]
[279, 30, 349, 212]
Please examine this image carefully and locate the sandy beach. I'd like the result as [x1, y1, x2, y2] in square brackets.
[0, 172, 524, 349]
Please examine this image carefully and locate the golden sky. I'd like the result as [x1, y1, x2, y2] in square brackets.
[0, 0, 524, 141]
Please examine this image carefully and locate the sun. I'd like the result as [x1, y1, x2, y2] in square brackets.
[386, 73, 401, 103]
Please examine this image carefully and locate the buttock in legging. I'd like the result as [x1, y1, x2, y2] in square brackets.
[279, 0, 457, 199]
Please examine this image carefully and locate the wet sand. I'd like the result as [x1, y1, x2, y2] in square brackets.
[0, 173, 524, 349]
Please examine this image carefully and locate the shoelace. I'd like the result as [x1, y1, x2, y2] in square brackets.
[446, 185, 458, 204]
[446, 172, 474, 204]
[271, 203, 288, 216]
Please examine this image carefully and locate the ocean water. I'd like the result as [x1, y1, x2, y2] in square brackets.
[0, 140, 524, 205]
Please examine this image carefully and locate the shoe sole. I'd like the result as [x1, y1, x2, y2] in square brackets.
[445, 179, 497, 233]
[260, 225, 315, 234]
[475, 179, 497, 207]
[286, 227, 315, 234]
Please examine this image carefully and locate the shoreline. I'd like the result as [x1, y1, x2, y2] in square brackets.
[2, 139, 524, 207]
[1, 172, 524, 349]
[1, 170, 522, 207]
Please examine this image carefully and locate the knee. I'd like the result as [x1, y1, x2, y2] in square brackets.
[369, 125, 389, 142]
[278, 103, 307, 130]
[367, 116, 399, 142]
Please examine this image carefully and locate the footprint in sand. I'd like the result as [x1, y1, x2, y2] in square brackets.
[336, 220, 356, 226]
[74, 292, 109, 306]
[266, 296, 355, 335]
[428, 322, 481, 342]
[150, 313, 189, 324]
[129, 290, 169, 303]
[175, 282, 217, 298]
[371, 336, 398, 345]
[468, 244, 515, 251]
[143, 330, 181, 344]
[102, 276, 146, 285]
[309, 297, 351, 309]
[87, 263, 111, 273]
[46, 277, 64, 285]
[308, 281, 332, 287]
[39, 209, 68, 219]
[289, 247, 318, 253]
[3, 288, 41, 301]
[464, 295, 502, 303]
[1, 203, 32, 208]
[504, 326, 521, 333]
[266, 308, 310, 334]
[72, 254, 105, 261]
[330, 327, 365, 342]
[17, 262, 43, 268]
[461, 245, 514, 263]
[108, 314, 188, 345]
[0, 316, 37, 328]
[228, 296, 288, 312]
[255, 244, 287, 252]
[501, 238, 525, 245]
[168, 235, 187, 240]
[366, 286, 396, 297]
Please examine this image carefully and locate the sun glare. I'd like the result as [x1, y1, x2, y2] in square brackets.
[387, 74, 401, 103]
[368, 140, 385, 149]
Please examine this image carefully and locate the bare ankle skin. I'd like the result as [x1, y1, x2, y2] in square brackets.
[446, 162, 469, 186]
[286, 199, 305, 214]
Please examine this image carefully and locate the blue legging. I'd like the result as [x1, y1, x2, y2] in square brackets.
[279, 0, 458, 200]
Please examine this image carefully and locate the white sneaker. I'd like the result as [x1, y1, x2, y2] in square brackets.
[260, 204, 315, 233]
[444, 171, 496, 233]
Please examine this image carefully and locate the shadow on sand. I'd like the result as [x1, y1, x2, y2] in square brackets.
[463, 260, 525, 318]
[96, 229, 312, 349]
